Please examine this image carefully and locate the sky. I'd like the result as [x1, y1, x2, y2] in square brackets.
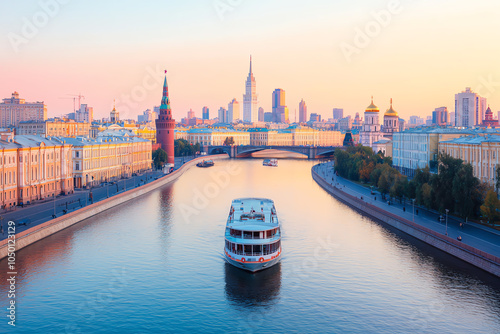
[1, 0, 499, 122]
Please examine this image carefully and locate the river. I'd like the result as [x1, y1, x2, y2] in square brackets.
[1, 159, 500, 333]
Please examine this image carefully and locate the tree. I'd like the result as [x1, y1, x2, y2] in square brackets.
[452, 163, 479, 218]
[421, 183, 433, 209]
[359, 161, 375, 183]
[152, 148, 168, 169]
[223, 137, 235, 146]
[496, 165, 500, 194]
[175, 139, 201, 156]
[480, 190, 500, 225]
[433, 153, 463, 212]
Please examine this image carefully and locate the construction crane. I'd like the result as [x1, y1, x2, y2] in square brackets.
[58, 93, 85, 113]
[67, 93, 85, 110]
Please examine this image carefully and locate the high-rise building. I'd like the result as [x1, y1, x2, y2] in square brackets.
[202, 106, 210, 120]
[332, 108, 343, 120]
[310, 113, 321, 122]
[187, 109, 195, 119]
[299, 99, 307, 123]
[272, 89, 289, 123]
[228, 99, 239, 123]
[218, 107, 227, 123]
[155, 71, 176, 165]
[76, 104, 93, 123]
[138, 109, 157, 123]
[0, 91, 47, 127]
[258, 107, 264, 122]
[243, 56, 258, 123]
[432, 107, 448, 126]
[264, 112, 273, 122]
[455, 87, 487, 127]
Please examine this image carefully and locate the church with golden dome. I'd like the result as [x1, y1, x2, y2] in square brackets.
[382, 98, 399, 139]
[359, 97, 384, 148]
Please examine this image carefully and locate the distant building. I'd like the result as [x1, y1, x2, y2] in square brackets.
[155, 72, 176, 164]
[228, 99, 240, 123]
[243, 56, 258, 122]
[482, 106, 498, 128]
[187, 109, 195, 120]
[332, 108, 343, 120]
[299, 99, 307, 123]
[0, 92, 47, 127]
[449, 112, 456, 127]
[18, 119, 91, 137]
[138, 109, 157, 124]
[202, 106, 210, 120]
[409, 116, 424, 127]
[76, 104, 93, 123]
[258, 107, 264, 122]
[218, 107, 227, 123]
[309, 113, 321, 122]
[110, 104, 119, 123]
[272, 89, 289, 123]
[338, 116, 352, 131]
[455, 87, 487, 127]
[264, 112, 273, 122]
[432, 107, 448, 126]
[373, 138, 392, 157]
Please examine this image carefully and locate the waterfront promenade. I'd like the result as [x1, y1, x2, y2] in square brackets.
[314, 161, 500, 260]
[0, 155, 194, 241]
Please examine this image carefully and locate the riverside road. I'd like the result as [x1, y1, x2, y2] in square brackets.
[315, 161, 500, 259]
[0, 156, 194, 241]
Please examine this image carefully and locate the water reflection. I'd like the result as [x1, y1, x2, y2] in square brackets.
[224, 262, 281, 307]
[157, 184, 174, 259]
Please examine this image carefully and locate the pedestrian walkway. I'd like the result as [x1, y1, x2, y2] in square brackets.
[0, 169, 164, 241]
[314, 161, 500, 259]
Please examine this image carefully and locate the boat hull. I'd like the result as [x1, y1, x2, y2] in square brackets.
[224, 253, 281, 273]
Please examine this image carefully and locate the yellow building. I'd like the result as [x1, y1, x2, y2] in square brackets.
[440, 134, 500, 185]
[61, 136, 152, 188]
[18, 119, 91, 137]
[3, 135, 74, 206]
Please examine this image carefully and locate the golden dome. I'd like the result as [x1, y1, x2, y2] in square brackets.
[384, 98, 398, 117]
[365, 96, 379, 113]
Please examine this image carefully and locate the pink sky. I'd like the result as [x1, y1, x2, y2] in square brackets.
[1, 0, 499, 122]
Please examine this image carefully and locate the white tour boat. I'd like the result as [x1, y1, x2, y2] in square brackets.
[263, 159, 278, 167]
[224, 198, 282, 272]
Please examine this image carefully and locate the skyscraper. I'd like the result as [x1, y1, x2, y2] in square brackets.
[187, 109, 195, 119]
[202, 106, 209, 120]
[228, 99, 240, 123]
[243, 56, 258, 123]
[432, 107, 448, 126]
[76, 104, 93, 123]
[455, 87, 487, 127]
[272, 88, 289, 123]
[218, 107, 227, 123]
[258, 107, 264, 122]
[299, 99, 307, 123]
[155, 71, 176, 165]
[332, 108, 343, 120]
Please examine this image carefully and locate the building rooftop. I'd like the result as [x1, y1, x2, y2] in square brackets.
[440, 134, 500, 145]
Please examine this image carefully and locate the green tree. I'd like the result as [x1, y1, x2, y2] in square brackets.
[433, 153, 463, 212]
[496, 165, 500, 194]
[421, 183, 434, 208]
[152, 148, 168, 169]
[452, 163, 479, 218]
[223, 137, 235, 146]
[480, 190, 500, 225]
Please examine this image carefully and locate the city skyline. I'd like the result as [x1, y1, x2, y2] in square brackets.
[1, 1, 499, 122]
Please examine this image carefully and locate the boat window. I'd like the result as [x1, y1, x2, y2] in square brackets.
[244, 245, 252, 254]
[253, 245, 262, 256]
[253, 231, 259, 238]
[243, 231, 252, 239]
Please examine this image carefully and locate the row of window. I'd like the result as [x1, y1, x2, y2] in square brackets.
[225, 240, 281, 256]
[228, 228, 279, 239]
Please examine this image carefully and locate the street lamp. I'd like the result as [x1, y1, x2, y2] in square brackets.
[445, 209, 449, 236]
[412, 198, 416, 222]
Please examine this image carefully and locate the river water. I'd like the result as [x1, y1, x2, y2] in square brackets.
[1, 159, 500, 333]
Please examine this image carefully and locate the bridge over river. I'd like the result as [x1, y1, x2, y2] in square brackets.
[206, 145, 343, 159]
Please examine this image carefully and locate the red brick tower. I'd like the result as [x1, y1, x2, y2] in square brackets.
[155, 71, 176, 164]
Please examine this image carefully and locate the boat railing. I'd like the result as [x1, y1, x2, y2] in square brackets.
[226, 248, 281, 257]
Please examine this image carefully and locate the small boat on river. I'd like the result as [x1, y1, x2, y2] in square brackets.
[196, 160, 214, 168]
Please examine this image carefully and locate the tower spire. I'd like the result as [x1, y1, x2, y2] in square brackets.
[249, 55, 252, 74]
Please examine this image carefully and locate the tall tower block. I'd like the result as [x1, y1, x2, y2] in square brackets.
[156, 71, 176, 165]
